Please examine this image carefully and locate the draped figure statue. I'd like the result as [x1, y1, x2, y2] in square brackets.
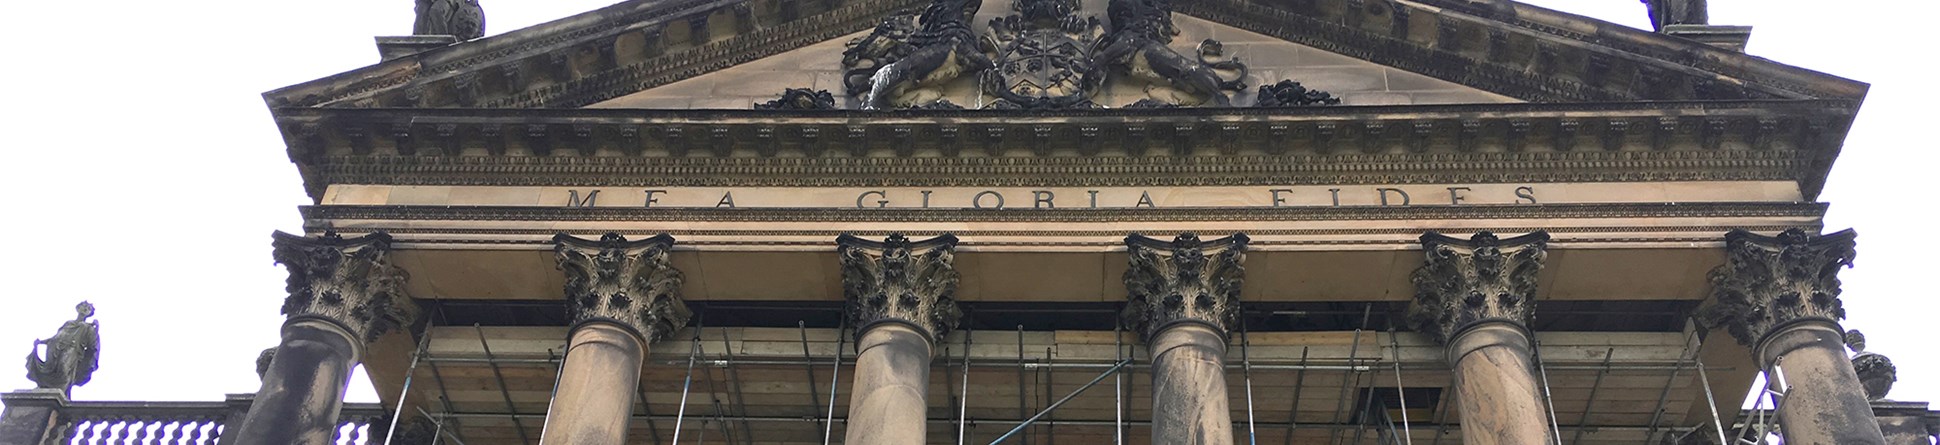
[25, 301, 100, 394]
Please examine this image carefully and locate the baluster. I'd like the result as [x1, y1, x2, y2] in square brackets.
[160, 418, 180, 445]
[72, 418, 98, 445]
[54, 418, 80, 445]
[343, 420, 363, 445]
[184, 418, 208, 445]
[134, 416, 155, 445]
[101, 417, 125, 445]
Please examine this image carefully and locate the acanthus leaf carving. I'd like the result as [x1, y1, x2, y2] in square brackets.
[1699, 228, 1856, 347]
[1121, 233, 1249, 341]
[1407, 231, 1549, 345]
[271, 231, 418, 344]
[553, 232, 692, 342]
[838, 234, 963, 343]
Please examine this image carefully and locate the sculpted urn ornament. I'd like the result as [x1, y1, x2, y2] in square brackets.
[25, 301, 100, 394]
[1845, 329, 1897, 401]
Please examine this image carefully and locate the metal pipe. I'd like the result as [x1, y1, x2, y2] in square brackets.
[1696, 358, 1729, 443]
[1389, 329, 1412, 445]
[721, 329, 755, 445]
[959, 329, 973, 445]
[1531, 336, 1564, 445]
[385, 324, 435, 445]
[1114, 325, 1124, 445]
[1644, 322, 1699, 441]
[1569, 348, 1616, 445]
[1284, 346, 1308, 445]
[1331, 304, 1373, 444]
[1017, 325, 1029, 445]
[1242, 316, 1258, 445]
[822, 315, 847, 445]
[671, 335, 700, 445]
[799, 321, 826, 434]
[698, 332, 736, 444]
[1045, 347, 1056, 445]
[473, 324, 530, 444]
[988, 360, 1133, 445]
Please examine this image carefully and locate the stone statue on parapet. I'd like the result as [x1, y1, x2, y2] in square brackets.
[25, 301, 100, 394]
[415, 0, 485, 40]
[1641, 0, 1707, 32]
[1846, 329, 1898, 401]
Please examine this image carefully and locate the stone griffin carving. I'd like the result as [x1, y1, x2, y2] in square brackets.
[838, 234, 963, 342]
[858, 0, 995, 109]
[1699, 229, 1857, 347]
[756, 88, 839, 110]
[1407, 231, 1550, 345]
[980, 0, 1106, 109]
[272, 231, 416, 343]
[1254, 80, 1340, 107]
[1122, 233, 1249, 340]
[1095, 0, 1248, 106]
[1845, 329, 1897, 401]
[414, 0, 485, 40]
[25, 301, 100, 394]
[1641, 0, 1707, 32]
[553, 233, 692, 342]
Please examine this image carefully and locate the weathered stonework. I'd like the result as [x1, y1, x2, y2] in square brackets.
[1407, 231, 1549, 344]
[271, 231, 416, 343]
[1700, 228, 1857, 347]
[837, 233, 962, 341]
[1121, 233, 1249, 340]
[553, 232, 692, 342]
[1847, 330, 1898, 401]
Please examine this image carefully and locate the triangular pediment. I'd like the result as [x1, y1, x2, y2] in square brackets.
[264, 0, 1865, 111]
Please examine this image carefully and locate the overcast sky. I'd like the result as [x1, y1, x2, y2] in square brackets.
[0, 0, 1928, 422]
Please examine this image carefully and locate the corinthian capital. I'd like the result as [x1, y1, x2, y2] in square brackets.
[554, 233, 692, 343]
[838, 234, 962, 342]
[1122, 233, 1250, 341]
[1700, 229, 1857, 347]
[271, 231, 416, 343]
[1407, 231, 1549, 345]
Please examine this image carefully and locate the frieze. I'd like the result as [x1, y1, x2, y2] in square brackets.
[270, 231, 417, 343]
[1700, 228, 1858, 347]
[300, 201, 1826, 224]
[837, 234, 963, 342]
[553, 232, 692, 342]
[1122, 233, 1249, 340]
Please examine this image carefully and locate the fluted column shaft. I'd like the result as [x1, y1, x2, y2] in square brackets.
[837, 233, 961, 445]
[1123, 233, 1248, 445]
[544, 233, 690, 445]
[235, 232, 415, 445]
[1407, 231, 1556, 445]
[1703, 229, 1884, 445]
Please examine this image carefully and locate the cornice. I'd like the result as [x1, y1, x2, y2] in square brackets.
[299, 202, 1826, 224]
[276, 101, 1853, 198]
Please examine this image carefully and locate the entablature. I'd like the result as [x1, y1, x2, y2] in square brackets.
[276, 100, 1856, 199]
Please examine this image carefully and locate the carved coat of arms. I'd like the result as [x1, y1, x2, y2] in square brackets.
[981, 0, 1104, 109]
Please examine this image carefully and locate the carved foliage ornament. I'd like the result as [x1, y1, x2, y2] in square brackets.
[554, 233, 692, 342]
[1700, 229, 1856, 347]
[756, 88, 839, 110]
[838, 234, 963, 342]
[1122, 233, 1249, 341]
[1407, 231, 1549, 345]
[272, 231, 416, 343]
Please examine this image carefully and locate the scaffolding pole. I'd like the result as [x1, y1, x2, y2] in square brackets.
[1569, 348, 1617, 445]
[1242, 316, 1258, 445]
[959, 328, 974, 445]
[473, 324, 531, 444]
[671, 331, 700, 445]
[987, 359, 1133, 445]
[384, 321, 435, 445]
[822, 315, 847, 445]
[1644, 321, 1701, 442]
[1388, 329, 1413, 445]
[798, 321, 826, 435]
[1284, 346, 1309, 445]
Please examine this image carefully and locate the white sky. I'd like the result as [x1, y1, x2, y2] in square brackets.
[0, 0, 1929, 419]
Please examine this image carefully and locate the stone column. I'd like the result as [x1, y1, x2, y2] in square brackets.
[1407, 231, 1555, 445]
[542, 233, 691, 445]
[1123, 233, 1249, 445]
[1702, 229, 1885, 445]
[233, 232, 417, 445]
[837, 233, 962, 445]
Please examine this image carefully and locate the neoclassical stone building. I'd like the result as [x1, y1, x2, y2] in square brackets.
[5, 0, 1939, 444]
